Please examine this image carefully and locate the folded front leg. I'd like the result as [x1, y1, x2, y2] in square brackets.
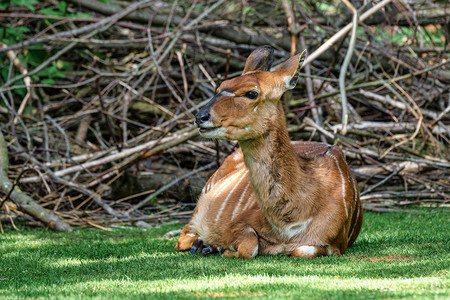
[223, 228, 259, 259]
[175, 223, 199, 251]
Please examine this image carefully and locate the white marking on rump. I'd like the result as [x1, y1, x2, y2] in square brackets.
[296, 245, 316, 256]
[189, 201, 211, 244]
[231, 181, 250, 221]
[329, 154, 348, 217]
[214, 169, 248, 224]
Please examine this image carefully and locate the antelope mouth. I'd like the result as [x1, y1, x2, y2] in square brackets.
[198, 126, 226, 138]
[199, 126, 219, 133]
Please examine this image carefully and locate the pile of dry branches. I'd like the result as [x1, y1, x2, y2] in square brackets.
[0, 0, 448, 231]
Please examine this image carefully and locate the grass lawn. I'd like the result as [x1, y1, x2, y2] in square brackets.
[0, 211, 449, 299]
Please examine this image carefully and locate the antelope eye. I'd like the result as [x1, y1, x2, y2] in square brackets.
[243, 91, 258, 100]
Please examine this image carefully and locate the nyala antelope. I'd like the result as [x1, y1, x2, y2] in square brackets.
[176, 46, 363, 259]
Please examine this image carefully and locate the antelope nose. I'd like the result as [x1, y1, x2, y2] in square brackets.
[195, 111, 210, 126]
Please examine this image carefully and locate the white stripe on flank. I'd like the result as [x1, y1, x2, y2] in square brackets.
[329, 154, 348, 217]
[242, 193, 255, 212]
[348, 202, 360, 242]
[233, 151, 242, 161]
[231, 181, 250, 221]
[234, 162, 245, 169]
[214, 169, 248, 224]
[349, 172, 357, 215]
[347, 171, 359, 242]
[345, 168, 354, 217]
[210, 169, 243, 199]
[209, 172, 218, 190]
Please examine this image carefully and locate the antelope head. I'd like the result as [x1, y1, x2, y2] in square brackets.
[195, 46, 306, 140]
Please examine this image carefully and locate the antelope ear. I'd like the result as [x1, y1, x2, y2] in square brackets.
[275, 49, 306, 90]
[242, 46, 274, 74]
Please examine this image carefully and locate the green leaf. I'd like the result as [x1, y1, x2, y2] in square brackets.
[1, 66, 11, 82]
[13, 79, 26, 97]
[11, 0, 39, 11]
[58, 1, 67, 14]
[26, 49, 47, 65]
[67, 12, 93, 18]
[56, 60, 64, 70]
[37, 65, 65, 78]
[22, 106, 35, 115]
[57, 60, 73, 71]
[41, 78, 55, 85]
[38, 8, 62, 16]
[242, 6, 254, 16]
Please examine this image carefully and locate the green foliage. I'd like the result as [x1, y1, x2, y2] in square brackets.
[242, 6, 255, 16]
[0, 0, 38, 11]
[0, 26, 30, 45]
[39, 0, 67, 16]
[372, 26, 445, 47]
[0, 211, 448, 299]
[315, 2, 331, 13]
[0, 0, 80, 96]
[38, 1, 92, 19]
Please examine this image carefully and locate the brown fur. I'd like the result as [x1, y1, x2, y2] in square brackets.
[176, 47, 363, 259]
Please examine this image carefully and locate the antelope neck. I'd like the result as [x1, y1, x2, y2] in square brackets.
[238, 104, 310, 228]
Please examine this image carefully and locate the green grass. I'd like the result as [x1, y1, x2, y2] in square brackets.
[1, 211, 449, 299]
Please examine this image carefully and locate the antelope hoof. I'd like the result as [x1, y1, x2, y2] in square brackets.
[190, 239, 204, 255]
[202, 246, 224, 256]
